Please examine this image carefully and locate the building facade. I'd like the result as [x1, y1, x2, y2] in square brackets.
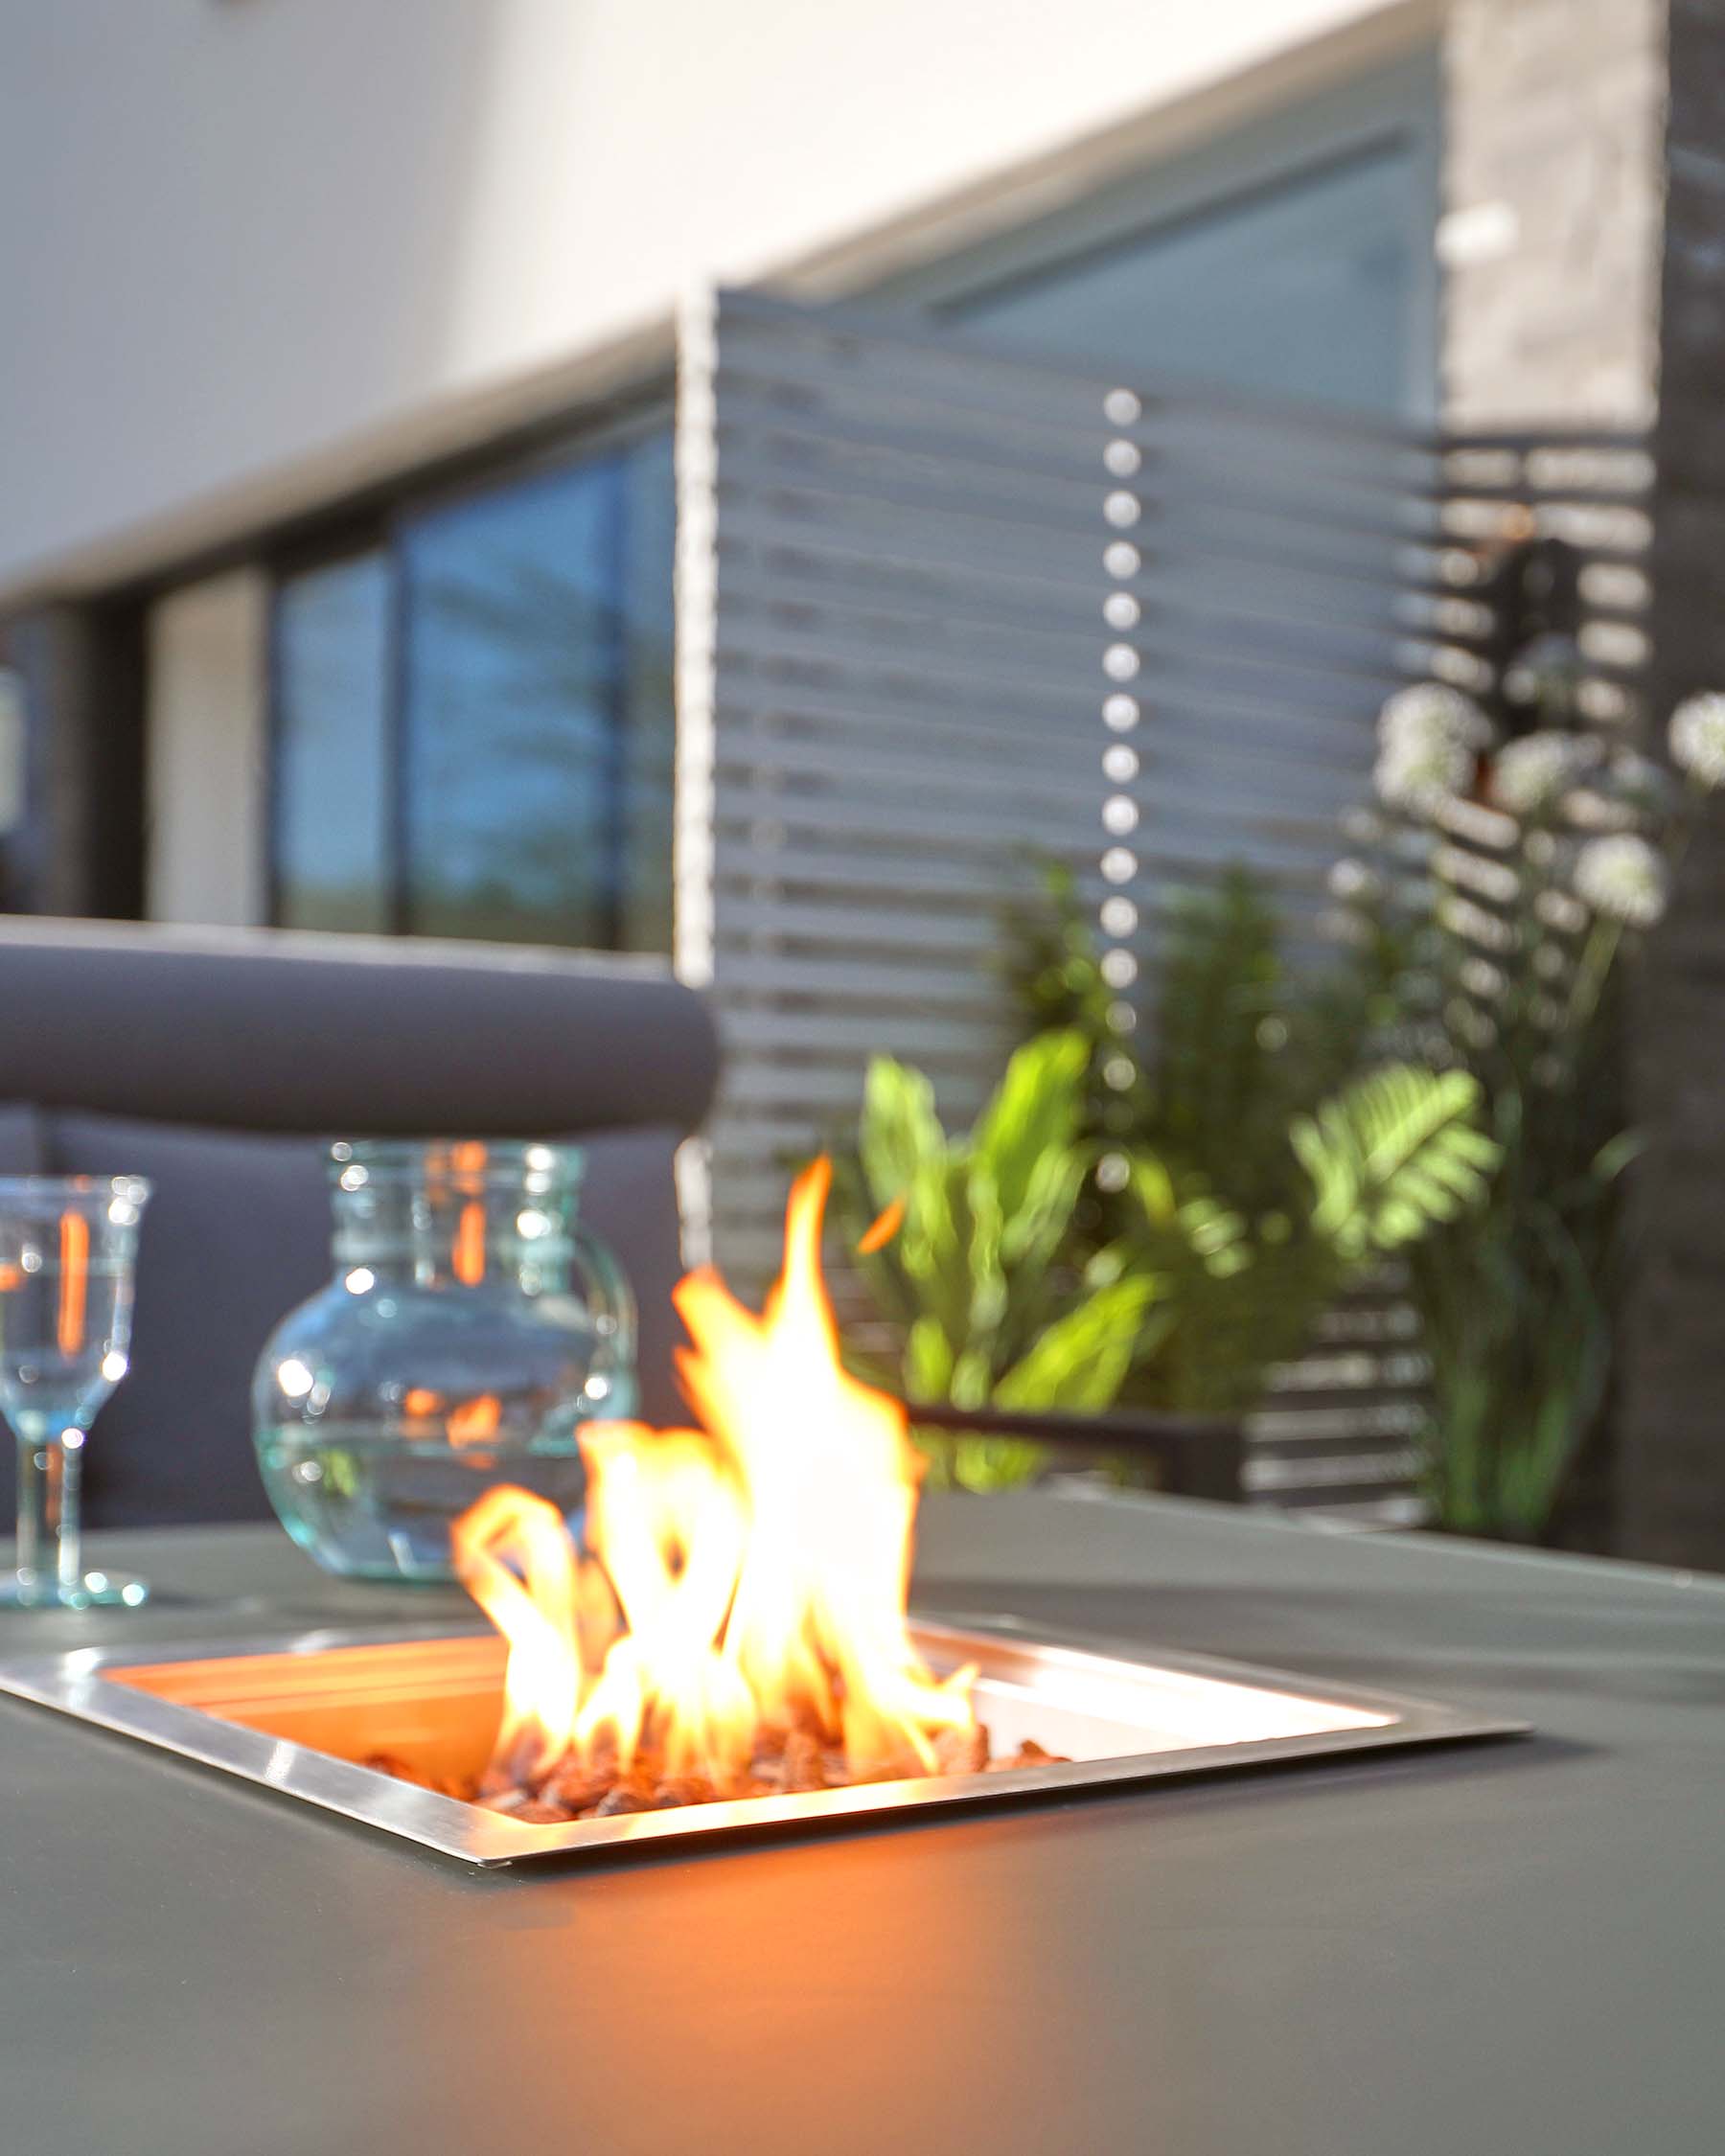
[1, 0, 1721, 1560]
[1, 0, 1454, 933]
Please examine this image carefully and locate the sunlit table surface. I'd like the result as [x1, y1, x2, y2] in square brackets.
[1, 1492, 1721, 2156]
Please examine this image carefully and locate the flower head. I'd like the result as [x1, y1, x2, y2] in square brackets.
[1373, 685, 1493, 815]
[1490, 730, 1599, 817]
[1377, 683, 1495, 756]
[1668, 692, 1725, 791]
[1374, 734, 1473, 814]
[1573, 833, 1668, 929]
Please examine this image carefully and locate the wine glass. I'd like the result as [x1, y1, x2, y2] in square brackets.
[0, 1177, 151, 1609]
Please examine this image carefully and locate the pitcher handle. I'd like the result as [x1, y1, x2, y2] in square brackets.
[567, 1221, 639, 1410]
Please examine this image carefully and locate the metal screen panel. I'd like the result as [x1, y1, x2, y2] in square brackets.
[675, 289, 1649, 1521]
[677, 292, 1112, 1287]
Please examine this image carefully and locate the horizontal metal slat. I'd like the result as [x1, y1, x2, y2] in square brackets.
[716, 458, 1438, 585]
[716, 385, 1441, 528]
[710, 953, 1000, 1004]
[712, 844, 1095, 903]
[714, 290, 1431, 458]
[713, 571, 1412, 690]
[711, 790, 1084, 851]
[714, 894, 1013, 952]
[714, 618, 1399, 721]
[713, 735, 1109, 813]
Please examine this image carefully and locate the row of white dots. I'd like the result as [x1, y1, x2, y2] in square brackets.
[1099, 392, 1143, 1063]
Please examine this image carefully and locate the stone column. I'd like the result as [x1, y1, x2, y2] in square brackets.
[1445, 0, 1725, 1567]
[1441, 0, 1666, 427]
[1618, 0, 1725, 1569]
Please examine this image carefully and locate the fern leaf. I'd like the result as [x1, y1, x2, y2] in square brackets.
[1296, 1063, 1500, 1266]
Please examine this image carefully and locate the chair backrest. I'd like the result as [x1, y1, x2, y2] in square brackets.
[0, 921, 720, 1528]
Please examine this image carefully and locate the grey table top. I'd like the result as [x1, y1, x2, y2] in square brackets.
[1, 1493, 1721, 2156]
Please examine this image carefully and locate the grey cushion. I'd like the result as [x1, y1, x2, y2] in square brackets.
[0, 1114, 698, 1530]
[0, 922, 720, 1530]
[0, 922, 719, 1137]
[0, 1105, 44, 1174]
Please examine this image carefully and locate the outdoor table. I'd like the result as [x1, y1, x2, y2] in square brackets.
[2, 1492, 1720, 2155]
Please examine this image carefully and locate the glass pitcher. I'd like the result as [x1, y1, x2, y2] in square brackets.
[253, 1140, 636, 1581]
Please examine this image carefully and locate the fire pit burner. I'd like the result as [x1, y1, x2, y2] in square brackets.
[0, 1617, 1522, 1868]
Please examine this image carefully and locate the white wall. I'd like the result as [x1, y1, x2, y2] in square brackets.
[0, 0, 1434, 601]
[145, 569, 268, 926]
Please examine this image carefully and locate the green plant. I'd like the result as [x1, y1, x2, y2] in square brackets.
[1010, 862, 1426, 1215]
[1291, 1064, 1503, 1264]
[993, 684, 1723, 1541]
[1330, 681, 1725, 1537]
[835, 1011, 1495, 1484]
[1149, 869, 1296, 1206]
[1090, 1061, 1498, 1415]
[838, 1032, 1167, 1490]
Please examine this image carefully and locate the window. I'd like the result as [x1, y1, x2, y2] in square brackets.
[274, 553, 392, 933]
[883, 54, 1439, 418]
[270, 425, 675, 952]
[954, 141, 1423, 415]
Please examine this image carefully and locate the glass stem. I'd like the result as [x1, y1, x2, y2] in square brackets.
[14, 1420, 80, 1592]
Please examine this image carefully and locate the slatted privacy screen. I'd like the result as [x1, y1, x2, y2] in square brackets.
[675, 288, 1651, 1520]
[676, 291, 1115, 1289]
[1425, 430, 1655, 729]
[1252, 434, 1653, 1523]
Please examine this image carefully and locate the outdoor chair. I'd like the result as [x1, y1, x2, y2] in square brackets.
[0, 920, 719, 1529]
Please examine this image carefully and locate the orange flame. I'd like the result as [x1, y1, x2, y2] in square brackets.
[451, 1160, 973, 1793]
[58, 1211, 89, 1358]
[856, 1193, 905, 1255]
[448, 1394, 503, 1450]
[452, 1204, 486, 1287]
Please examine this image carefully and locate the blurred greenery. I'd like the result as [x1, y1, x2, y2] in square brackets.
[1006, 843, 1640, 1538]
[832, 1033, 1163, 1491]
[831, 943, 1494, 1490]
[839, 674, 1713, 1537]
[1331, 805, 1642, 1540]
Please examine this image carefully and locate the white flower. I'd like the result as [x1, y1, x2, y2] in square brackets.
[1377, 683, 1495, 757]
[1573, 834, 1668, 928]
[1327, 858, 1385, 905]
[1374, 685, 1493, 814]
[1374, 733, 1475, 814]
[1490, 731, 1599, 816]
[1668, 692, 1725, 790]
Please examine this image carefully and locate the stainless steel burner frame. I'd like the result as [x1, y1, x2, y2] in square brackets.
[0, 1617, 1524, 1868]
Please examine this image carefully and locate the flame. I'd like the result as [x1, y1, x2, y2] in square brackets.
[450, 1483, 584, 1787]
[453, 1203, 487, 1287]
[448, 1394, 502, 1449]
[451, 1160, 974, 1794]
[58, 1211, 89, 1357]
[856, 1193, 905, 1254]
[442, 1141, 490, 1285]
